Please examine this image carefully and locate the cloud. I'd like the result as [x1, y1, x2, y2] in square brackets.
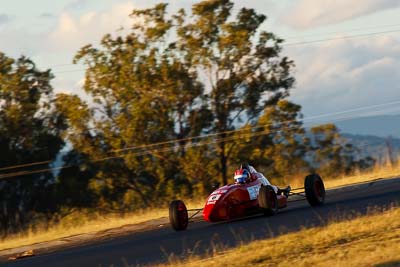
[39, 13, 56, 19]
[63, 0, 90, 11]
[1, 0, 399, 120]
[0, 1, 147, 96]
[0, 14, 12, 25]
[282, 0, 400, 29]
[0, 27, 43, 57]
[287, 36, 400, 118]
[46, 2, 135, 53]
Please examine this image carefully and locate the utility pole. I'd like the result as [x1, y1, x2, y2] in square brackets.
[385, 136, 396, 167]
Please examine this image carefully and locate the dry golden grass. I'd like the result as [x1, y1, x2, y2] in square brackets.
[324, 162, 400, 189]
[160, 206, 400, 267]
[1, 162, 399, 252]
[285, 162, 400, 190]
[0, 199, 205, 251]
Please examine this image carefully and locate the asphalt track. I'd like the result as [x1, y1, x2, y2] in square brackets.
[2, 178, 400, 267]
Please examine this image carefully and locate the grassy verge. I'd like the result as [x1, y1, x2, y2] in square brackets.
[324, 163, 400, 189]
[285, 162, 400, 189]
[160, 206, 400, 267]
[1, 163, 399, 252]
[0, 199, 205, 251]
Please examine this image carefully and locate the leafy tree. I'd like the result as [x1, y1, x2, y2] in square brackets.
[309, 124, 374, 177]
[0, 52, 65, 234]
[179, 145, 220, 197]
[255, 100, 309, 179]
[173, 0, 295, 184]
[56, 0, 295, 210]
[56, 3, 213, 208]
[231, 100, 309, 182]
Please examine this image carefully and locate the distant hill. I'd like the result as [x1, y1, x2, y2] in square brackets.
[334, 115, 400, 138]
[342, 133, 400, 162]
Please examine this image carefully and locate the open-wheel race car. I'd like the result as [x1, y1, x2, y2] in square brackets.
[169, 173, 325, 231]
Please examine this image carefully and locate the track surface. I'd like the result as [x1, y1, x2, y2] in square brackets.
[3, 178, 400, 267]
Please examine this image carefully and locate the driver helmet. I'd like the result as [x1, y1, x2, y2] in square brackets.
[234, 168, 250, 184]
[240, 162, 250, 171]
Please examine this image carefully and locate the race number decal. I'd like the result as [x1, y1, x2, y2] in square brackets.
[207, 193, 221, 205]
[247, 185, 261, 200]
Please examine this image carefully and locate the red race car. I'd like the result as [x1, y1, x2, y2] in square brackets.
[169, 173, 325, 231]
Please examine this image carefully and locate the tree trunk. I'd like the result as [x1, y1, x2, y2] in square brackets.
[219, 141, 228, 185]
[178, 114, 186, 157]
[127, 179, 149, 207]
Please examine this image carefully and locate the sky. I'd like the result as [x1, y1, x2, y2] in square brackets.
[1, 0, 400, 121]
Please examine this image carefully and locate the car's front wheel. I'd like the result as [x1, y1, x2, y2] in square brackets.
[169, 200, 189, 231]
[304, 174, 325, 206]
[258, 185, 278, 216]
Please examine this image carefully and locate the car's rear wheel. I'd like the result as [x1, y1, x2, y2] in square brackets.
[258, 185, 278, 216]
[304, 174, 325, 206]
[169, 200, 188, 231]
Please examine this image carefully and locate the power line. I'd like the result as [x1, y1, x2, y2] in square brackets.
[110, 99, 400, 154]
[52, 69, 87, 74]
[283, 22, 400, 41]
[0, 115, 386, 180]
[0, 160, 52, 172]
[283, 29, 400, 47]
[1, 98, 399, 173]
[1, 99, 399, 180]
[2, 24, 400, 175]
[27, 25, 400, 78]
[46, 23, 400, 70]
[50, 63, 77, 69]
[299, 100, 400, 122]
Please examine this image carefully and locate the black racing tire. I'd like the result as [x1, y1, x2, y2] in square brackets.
[304, 174, 325, 206]
[258, 185, 278, 216]
[169, 200, 189, 231]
